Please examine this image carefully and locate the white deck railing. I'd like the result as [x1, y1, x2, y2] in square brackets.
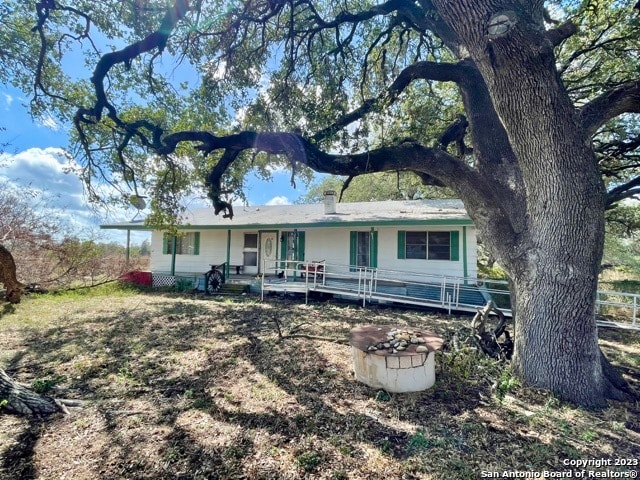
[596, 290, 640, 329]
[259, 260, 639, 330]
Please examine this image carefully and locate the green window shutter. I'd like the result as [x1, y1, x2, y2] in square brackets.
[162, 233, 169, 254]
[450, 231, 460, 261]
[349, 231, 357, 271]
[193, 232, 200, 255]
[370, 231, 378, 268]
[397, 231, 406, 259]
[297, 231, 305, 261]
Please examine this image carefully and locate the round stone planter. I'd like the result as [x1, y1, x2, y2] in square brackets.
[349, 325, 444, 393]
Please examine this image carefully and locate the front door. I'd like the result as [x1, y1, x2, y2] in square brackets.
[260, 231, 278, 274]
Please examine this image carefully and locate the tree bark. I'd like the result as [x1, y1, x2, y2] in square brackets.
[511, 269, 605, 406]
[429, 0, 625, 406]
[0, 369, 62, 416]
[0, 244, 24, 304]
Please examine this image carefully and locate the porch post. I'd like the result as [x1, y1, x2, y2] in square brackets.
[170, 235, 177, 276]
[226, 229, 231, 279]
[126, 229, 131, 269]
[293, 229, 298, 279]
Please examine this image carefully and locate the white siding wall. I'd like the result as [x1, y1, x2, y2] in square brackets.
[150, 230, 226, 274]
[465, 226, 478, 279]
[303, 228, 350, 266]
[294, 225, 477, 279]
[150, 224, 478, 279]
[150, 231, 169, 272]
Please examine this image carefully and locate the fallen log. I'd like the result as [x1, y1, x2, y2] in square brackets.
[0, 369, 63, 416]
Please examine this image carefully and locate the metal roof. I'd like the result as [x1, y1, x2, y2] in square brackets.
[101, 199, 472, 230]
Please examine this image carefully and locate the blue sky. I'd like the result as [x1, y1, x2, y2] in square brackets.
[0, 85, 309, 245]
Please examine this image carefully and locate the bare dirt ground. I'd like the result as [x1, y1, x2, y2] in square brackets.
[1, 287, 639, 479]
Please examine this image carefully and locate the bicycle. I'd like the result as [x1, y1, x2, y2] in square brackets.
[205, 263, 226, 294]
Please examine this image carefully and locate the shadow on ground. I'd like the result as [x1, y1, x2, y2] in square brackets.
[1, 293, 639, 479]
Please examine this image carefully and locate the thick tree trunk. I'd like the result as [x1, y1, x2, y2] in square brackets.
[505, 133, 610, 406]
[428, 1, 632, 407]
[511, 269, 604, 406]
[510, 269, 633, 405]
[0, 244, 24, 304]
[0, 369, 62, 416]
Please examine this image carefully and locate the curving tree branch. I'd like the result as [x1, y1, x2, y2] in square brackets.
[545, 21, 578, 47]
[74, 0, 191, 126]
[606, 177, 640, 208]
[312, 60, 472, 142]
[159, 128, 519, 254]
[580, 80, 640, 137]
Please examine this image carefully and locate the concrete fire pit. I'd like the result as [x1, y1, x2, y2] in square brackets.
[349, 325, 444, 393]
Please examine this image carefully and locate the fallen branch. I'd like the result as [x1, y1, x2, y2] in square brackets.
[50, 278, 118, 293]
[271, 318, 347, 344]
[470, 301, 513, 359]
[286, 333, 349, 344]
[443, 301, 513, 359]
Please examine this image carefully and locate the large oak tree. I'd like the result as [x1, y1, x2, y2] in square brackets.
[2, 0, 639, 407]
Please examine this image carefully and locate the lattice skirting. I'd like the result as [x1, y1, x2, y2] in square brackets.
[152, 274, 206, 291]
[152, 274, 175, 288]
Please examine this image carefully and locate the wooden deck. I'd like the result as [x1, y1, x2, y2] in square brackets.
[152, 262, 640, 330]
[258, 262, 640, 330]
[260, 265, 494, 315]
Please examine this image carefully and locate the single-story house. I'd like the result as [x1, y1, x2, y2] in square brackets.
[102, 193, 477, 283]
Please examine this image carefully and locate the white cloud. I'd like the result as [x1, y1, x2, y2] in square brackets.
[2, 93, 13, 109]
[0, 147, 80, 189]
[265, 195, 290, 206]
[0, 147, 92, 230]
[235, 105, 248, 124]
[0, 148, 152, 245]
[38, 115, 60, 131]
[206, 60, 227, 80]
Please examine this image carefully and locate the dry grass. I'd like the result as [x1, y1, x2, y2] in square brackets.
[1, 287, 639, 480]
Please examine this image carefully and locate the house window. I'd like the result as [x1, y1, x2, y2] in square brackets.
[426, 232, 451, 260]
[283, 232, 297, 262]
[399, 231, 459, 261]
[355, 232, 370, 267]
[243, 233, 258, 267]
[280, 231, 306, 263]
[243, 252, 258, 267]
[164, 232, 200, 255]
[349, 231, 378, 269]
[405, 232, 427, 260]
[244, 233, 258, 249]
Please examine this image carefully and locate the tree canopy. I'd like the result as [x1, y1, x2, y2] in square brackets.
[2, 0, 640, 406]
[298, 172, 455, 203]
[2, 0, 633, 222]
